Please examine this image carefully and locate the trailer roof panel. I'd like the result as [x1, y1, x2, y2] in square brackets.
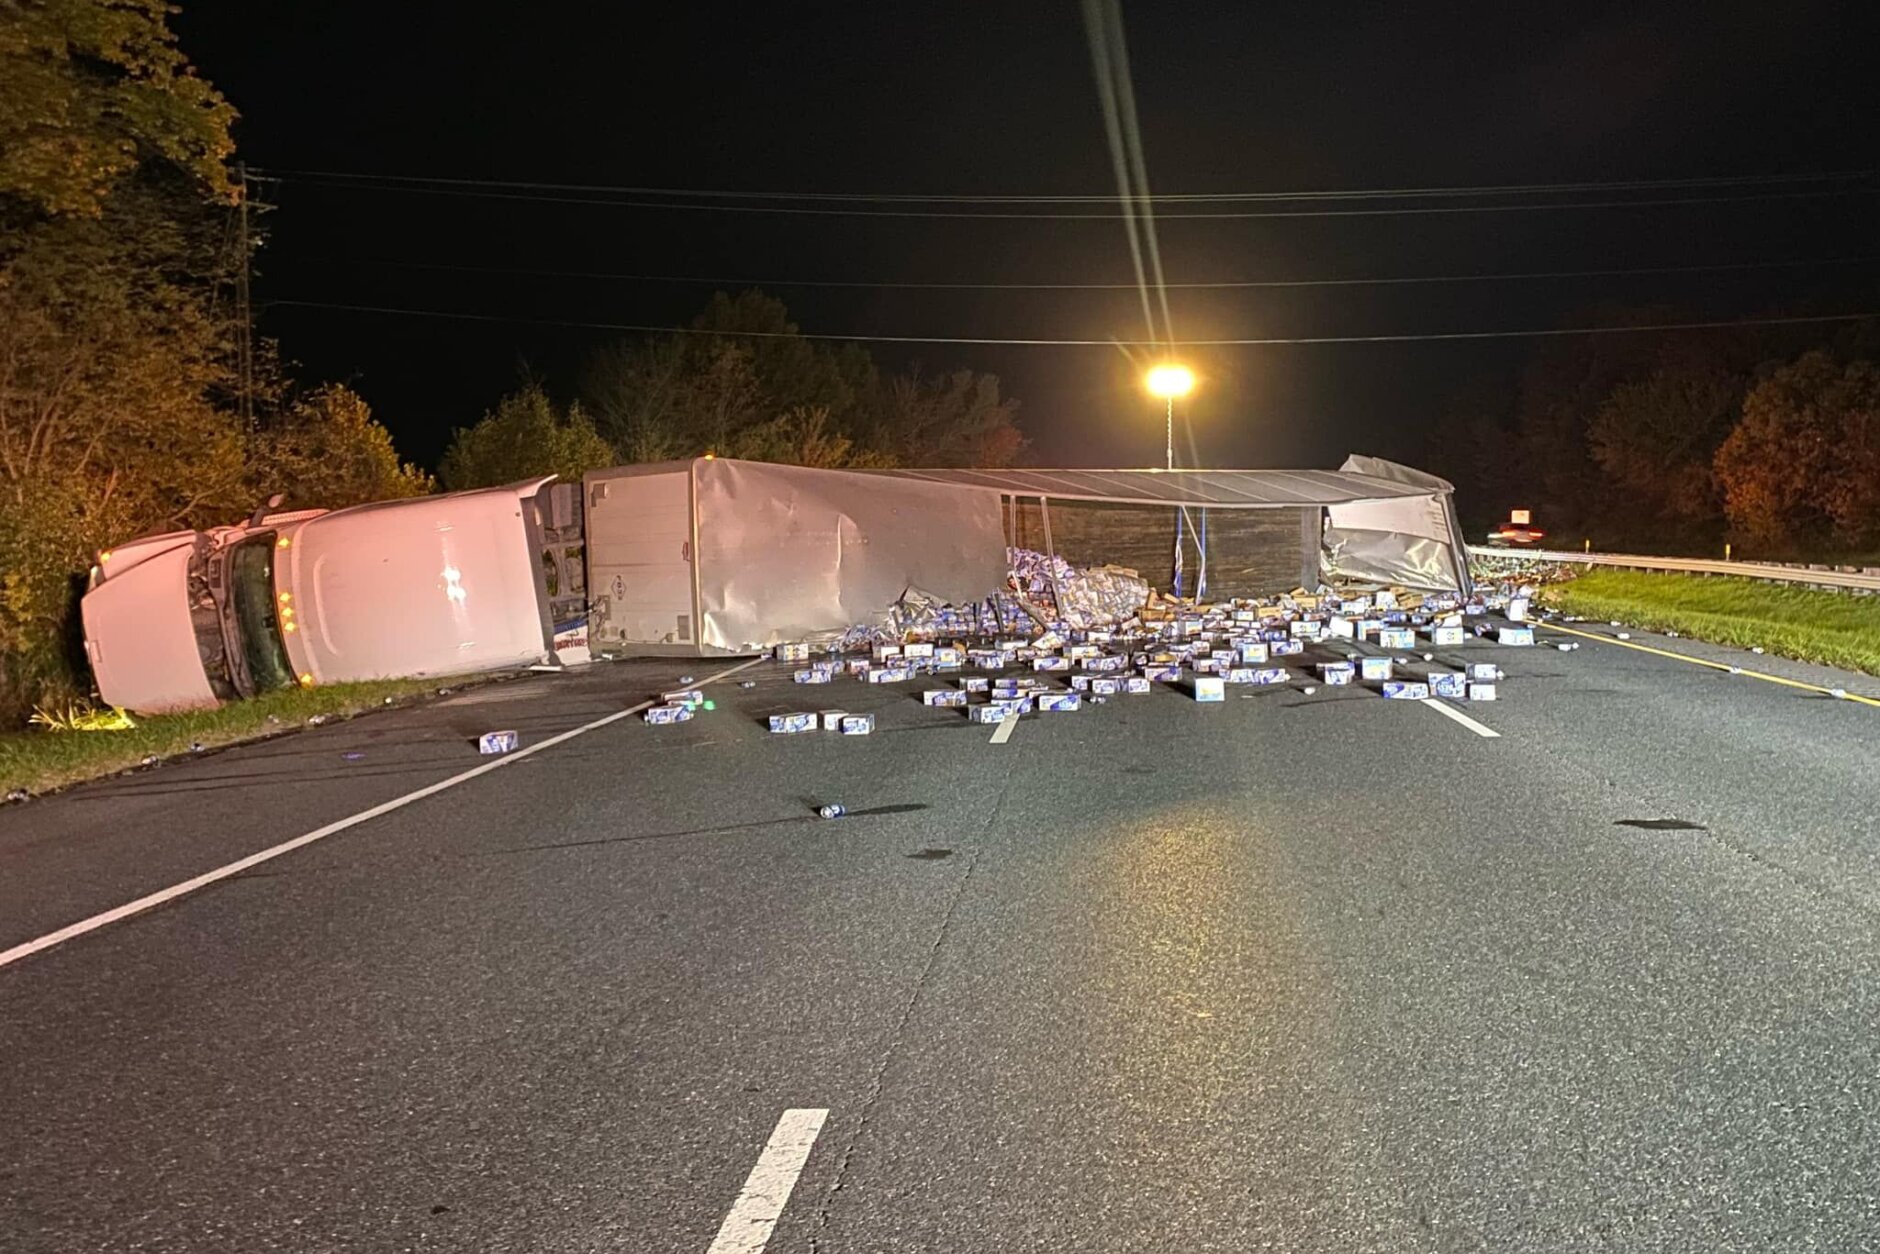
[857, 466, 1446, 508]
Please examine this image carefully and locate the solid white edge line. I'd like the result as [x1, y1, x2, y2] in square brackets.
[705, 1107, 830, 1254]
[988, 713, 1019, 744]
[0, 656, 767, 972]
[1418, 696, 1501, 738]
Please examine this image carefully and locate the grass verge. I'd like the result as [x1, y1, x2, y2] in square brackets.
[1542, 569, 1880, 677]
[1, 678, 451, 798]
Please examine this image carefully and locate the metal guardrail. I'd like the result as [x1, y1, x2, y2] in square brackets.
[1466, 545, 1880, 593]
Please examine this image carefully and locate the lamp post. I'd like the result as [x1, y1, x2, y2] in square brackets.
[1144, 363, 1199, 596]
[1143, 363, 1195, 470]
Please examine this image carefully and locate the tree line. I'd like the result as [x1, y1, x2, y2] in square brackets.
[1423, 312, 1880, 557]
[433, 289, 1023, 491]
[0, 1, 1022, 722]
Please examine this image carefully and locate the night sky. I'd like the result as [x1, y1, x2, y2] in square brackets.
[175, 1, 1880, 472]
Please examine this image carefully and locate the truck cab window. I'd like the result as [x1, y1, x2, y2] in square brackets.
[230, 539, 295, 693]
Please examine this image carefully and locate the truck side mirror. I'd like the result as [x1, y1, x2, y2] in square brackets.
[249, 493, 286, 527]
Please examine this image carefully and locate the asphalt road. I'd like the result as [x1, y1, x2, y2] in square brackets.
[2, 621, 1878, 1252]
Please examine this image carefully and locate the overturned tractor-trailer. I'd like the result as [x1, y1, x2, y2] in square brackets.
[79, 454, 1469, 710]
[582, 454, 1470, 657]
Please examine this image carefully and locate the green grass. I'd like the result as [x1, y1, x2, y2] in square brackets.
[0, 678, 452, 798]
[1543, 569, 1880, 677]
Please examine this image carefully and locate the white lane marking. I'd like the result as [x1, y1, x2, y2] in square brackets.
[988, 713, 1019, 744]
[706, 1108, 829, 1254]
[1419, 697, 1501, 738]
[0, 657, 766, 972]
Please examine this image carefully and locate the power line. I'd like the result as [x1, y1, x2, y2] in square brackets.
[266, 300, 1876, 346]
[250, 165, 1879, 205]
[307, 253, 1880, 291]
[257, 176, 1880, 220]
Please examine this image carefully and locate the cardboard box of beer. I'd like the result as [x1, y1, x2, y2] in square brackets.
[970, 700, 1025, 724]
[1428, 671, 1466, 699]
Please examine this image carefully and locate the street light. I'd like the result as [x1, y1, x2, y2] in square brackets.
[1144, 363, 1194, 470]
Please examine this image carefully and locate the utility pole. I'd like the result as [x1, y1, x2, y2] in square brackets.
[234, 162, 255, 427]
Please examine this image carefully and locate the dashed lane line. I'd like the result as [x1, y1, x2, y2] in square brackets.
[1419, 696, 1501, 738]
[705, 1108, 830, 1254]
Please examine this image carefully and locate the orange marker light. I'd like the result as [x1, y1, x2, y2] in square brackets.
[276, 536, 291, 549]
[298, 673, 314, 687]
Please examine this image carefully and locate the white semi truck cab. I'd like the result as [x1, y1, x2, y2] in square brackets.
[81, 478, 562, 713]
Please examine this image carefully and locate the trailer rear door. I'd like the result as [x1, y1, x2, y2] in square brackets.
[586, 469, 697, 647]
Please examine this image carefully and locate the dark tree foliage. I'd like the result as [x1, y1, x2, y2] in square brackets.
[1424, 312, 1880, 557]
[581, 290, 1025, 470]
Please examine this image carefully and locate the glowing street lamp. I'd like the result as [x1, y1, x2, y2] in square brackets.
[1144, 363, 1195, 469]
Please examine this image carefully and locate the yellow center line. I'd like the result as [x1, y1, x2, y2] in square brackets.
[1536, 621, 1880, 709]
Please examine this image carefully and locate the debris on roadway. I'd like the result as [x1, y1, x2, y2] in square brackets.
[477, 730, 519, 754]
[700, 547, 1546, 738]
